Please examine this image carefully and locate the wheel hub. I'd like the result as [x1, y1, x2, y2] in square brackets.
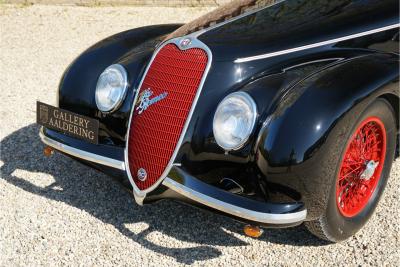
[360, 160, 379, 181]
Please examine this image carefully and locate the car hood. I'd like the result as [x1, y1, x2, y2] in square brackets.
[197, 0, 398, 62]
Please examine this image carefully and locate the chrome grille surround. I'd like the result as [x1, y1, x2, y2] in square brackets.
[124, 36, 213, 204]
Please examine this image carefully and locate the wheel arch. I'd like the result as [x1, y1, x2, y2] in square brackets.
[255, 53, 399, 219]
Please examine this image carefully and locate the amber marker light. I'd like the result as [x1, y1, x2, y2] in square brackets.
[43, 146, 54, 157]
[243, 225, 263, 238]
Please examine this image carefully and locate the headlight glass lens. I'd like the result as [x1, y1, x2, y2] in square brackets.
[213, 92, 257, 150]
[95, 64, 128, 112]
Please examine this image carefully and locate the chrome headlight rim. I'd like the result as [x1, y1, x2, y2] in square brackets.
[213, 91, 258, 151]
[95, 64, 129, 113]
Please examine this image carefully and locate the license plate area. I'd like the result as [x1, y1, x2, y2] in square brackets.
[36, 101, 99, 144]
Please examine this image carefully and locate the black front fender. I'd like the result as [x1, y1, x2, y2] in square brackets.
[58, 24, 183, 145]
[256, 53, 399, 219]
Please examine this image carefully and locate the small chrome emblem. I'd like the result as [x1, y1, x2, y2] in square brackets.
[135, 88, 168, 115]
[180, 38, 192, 48]
[137, 168, 147, 181]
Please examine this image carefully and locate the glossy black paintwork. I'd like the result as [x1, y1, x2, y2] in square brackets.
[58, 24, 182, 146]
[174, 0, 399, 219]
[199, 0, 399, 61]
[256, 55, 398, 217]
[50, 0, 399, 222]
[257, 54, 399, 167]
[179, 32, 399, 169]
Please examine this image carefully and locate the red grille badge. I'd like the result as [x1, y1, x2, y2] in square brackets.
[125, 37, 211, 198]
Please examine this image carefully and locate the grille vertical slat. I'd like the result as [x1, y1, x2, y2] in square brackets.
[127, 44, 208, 190]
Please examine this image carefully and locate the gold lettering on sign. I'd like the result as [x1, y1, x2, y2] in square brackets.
[82, 128, 88, 138]
[46, 107, 95, 141]
[88, 131, 94, 140]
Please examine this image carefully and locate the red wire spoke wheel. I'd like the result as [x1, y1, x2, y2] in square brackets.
[336, 116, 387, 218]
[305, 99, 396, 242]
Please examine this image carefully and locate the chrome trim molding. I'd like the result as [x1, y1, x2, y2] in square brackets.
[39, 128, 126, 171]
[163, 177, 307, 224]
[234, 24, 400, 63]
[124, 37, 213, 200]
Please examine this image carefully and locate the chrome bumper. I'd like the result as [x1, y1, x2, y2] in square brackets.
[40, 128, 306, 225]
[163, 167, 307, 225]
[39, 128, 126, 170]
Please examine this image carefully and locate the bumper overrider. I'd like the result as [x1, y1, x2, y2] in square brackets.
[40, 127, 307, 226]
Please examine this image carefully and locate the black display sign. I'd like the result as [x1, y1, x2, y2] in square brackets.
[36, 101, 99, 144]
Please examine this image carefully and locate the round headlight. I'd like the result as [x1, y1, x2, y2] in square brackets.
[213, 92, 257, 151]
[95, 64, 128, 112]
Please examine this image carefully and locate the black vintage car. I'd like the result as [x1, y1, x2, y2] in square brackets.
[37, 0, 399, 242]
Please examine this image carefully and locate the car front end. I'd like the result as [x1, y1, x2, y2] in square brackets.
[39, 34, 308, 228]
[38, 0, 399, 240]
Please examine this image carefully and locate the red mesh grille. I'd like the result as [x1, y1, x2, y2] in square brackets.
[127, 44, 208, 190]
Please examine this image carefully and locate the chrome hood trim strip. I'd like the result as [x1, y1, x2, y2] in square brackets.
[39, 127, 126, 170]
[234, 24, 400, 63]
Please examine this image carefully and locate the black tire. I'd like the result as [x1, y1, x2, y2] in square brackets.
[305, 98, 397, 242]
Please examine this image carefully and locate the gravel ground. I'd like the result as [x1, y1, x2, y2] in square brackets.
[0, 4, 399, 266]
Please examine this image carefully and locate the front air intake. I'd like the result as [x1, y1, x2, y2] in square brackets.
[126, 42, 209, 191]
